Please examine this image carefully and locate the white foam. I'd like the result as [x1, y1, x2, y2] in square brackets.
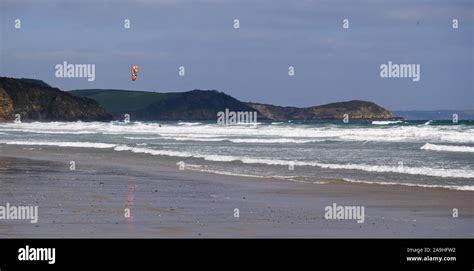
[113, 145, 195, 158]
[124, 136, 160, 140]
[110, 145, 474, 179]
[315, 162, 474, 179]
[181, 163, 324, 184]
[342, 178, 474, 191]
[3, 139, 470, 179]
[421, 143, 474, 153]
[2, 141, 117, 149]
[200, 169, 328, 184]
[160, 136, 325, 144]
[191, 167, 279, 179]
[161, 136, 226, 142]
[15, 130, 95, 134]
[178, 122, 202, 126]
[1, 121, 473, 143]
[371, 120, 403, 125]
[229, 138, 325, 144]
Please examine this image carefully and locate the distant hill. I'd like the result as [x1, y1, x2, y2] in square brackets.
[70, 89, 258, 121]
[249, 100, 397, 121]
[0, 76, 400, 122]
[0, 77, 112, 121]
[394, 110, 474, 120]
[71, 88, 399, 121]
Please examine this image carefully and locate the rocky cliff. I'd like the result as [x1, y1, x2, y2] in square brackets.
[0, 77, 112, 122]
[0, 87, 14, 121]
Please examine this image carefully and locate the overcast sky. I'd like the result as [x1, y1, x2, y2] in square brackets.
[1, 0, 473, 110]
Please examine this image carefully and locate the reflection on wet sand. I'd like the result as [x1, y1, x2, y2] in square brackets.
[126, 181, 135, 228]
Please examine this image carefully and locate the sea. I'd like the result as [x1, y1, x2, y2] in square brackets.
[0, 120, 473, 191]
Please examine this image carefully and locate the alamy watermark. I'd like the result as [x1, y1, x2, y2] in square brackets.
[124, 113, 131, 123]
[55, 61, 95, 82]
[324, 203, 365, 223]
[15, 19, 21, 29]
[343, 113, 349, 123]
[14, 113, 21, 123]
[217, 108, 258, 125]
[452, 113, 458, 124]
[18, 245, 55, 264]
[0, 203, 38, 223]
[177, 161, 185, 170]
[233, 208, 240, 218]
[380, 61, 420, 82]
[233, 18, 240, 29]
[124, 19, 131, 29]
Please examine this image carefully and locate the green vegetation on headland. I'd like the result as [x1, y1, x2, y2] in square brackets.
[0, 77, 400, 122]
[71, 89, 400, 121]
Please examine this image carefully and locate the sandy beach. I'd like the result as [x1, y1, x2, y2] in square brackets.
[0, 144, 472, 238]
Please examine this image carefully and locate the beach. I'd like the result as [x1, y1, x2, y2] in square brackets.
[0, 144, 472, 238]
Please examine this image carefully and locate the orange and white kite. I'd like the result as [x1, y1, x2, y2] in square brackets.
[131, 65, 139, 81]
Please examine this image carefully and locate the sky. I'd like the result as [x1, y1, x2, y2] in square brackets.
[1, 0, 473, 110]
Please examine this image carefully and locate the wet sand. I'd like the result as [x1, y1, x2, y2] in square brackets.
[0, 144, 473, 238]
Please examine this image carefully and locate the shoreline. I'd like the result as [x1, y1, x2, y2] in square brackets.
[0, 144, 473, 238]
[1, 140, 472, 192]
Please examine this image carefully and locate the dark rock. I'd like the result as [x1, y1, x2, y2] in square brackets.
[0, 87, 14, 121]
[0, 77, 112, 122]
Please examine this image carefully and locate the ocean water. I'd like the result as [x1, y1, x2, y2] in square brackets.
[0, 120, 473, 191]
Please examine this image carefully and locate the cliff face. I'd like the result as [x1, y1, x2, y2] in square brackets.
[0, 88, 14, 121]
[0, 77, 112, 122]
